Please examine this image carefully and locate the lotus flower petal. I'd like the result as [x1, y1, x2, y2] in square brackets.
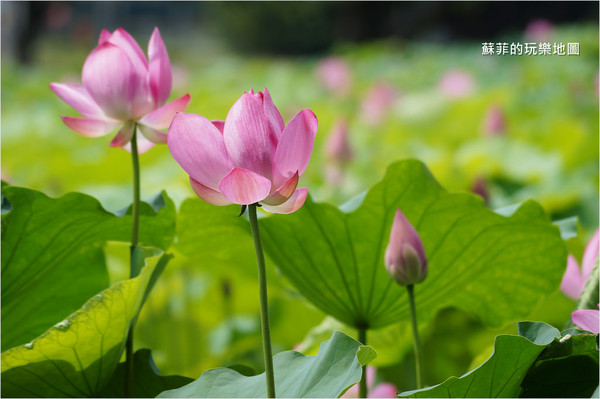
[138, 124, 167, 144]
[61, 116, 119, 137]
[122, 131, 155, 154]
[190, 177, 232, 206]
[139, 94, 191, 130]
[224, 90, 277, 178]
[572, 308, 599, 334]
[49, 83, 106, 119]
[107, 28, 148, 73]
[82, 42, 145, 120]
[212, 120, 225, 133]
[262, 171, 299, 206]
[148, 27, 172, 106]
[168, 112, 232, 190]
[218, 168, 272, 205]
[261, 188, 308, 214]
[369, 383, 397, 398]
[110, 120, 135, 147]
[98, 29, 111, 45]
[560, 255, 584, 300]
[263, 88, 285, 137]
[582, 229, 599, 279]
[272, 109, 318, 187]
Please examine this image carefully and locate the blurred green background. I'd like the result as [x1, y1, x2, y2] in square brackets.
[2, 1, 598, 393]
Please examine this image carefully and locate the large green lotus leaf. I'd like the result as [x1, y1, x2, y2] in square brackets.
[1, 186, 176, 349]
[98, 349, 193, 397]
[260, 160, 567, 329]
[520, 331, 599, 398]
[1, 250, 169, 398]
[157, 331, 375, 398]
[399, 321, 561, 398]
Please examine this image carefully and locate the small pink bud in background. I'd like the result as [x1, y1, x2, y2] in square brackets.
[385, 209, 428, 286]
[471, 177, 490, 205]
[361, 82, 399, 125]
[482, 105, 506, 137]
[316, 57, 352, 96]
[438, 69, 475, 99]
[560, 229, 599, 300]
[50, 27, 191, 153]
[524, 19, 554, 43]
[325, 119, 354, 164]
[571, 305, 599, 334]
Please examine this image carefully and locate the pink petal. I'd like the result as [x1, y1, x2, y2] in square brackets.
[262, 172, 299, 206]
[138, 124, 167, 144]
[148, 27, 172, 106]
[189, 177, 232, 206]
[98, 29, 111, 45]
[212, 120, 225, 133]
[109, 120, 135, 147]
[223, 91, 278, 179]
[218, 168, 272, 205]
[369, 383, 397, 398]
[61, 116, 120, 137]
[261, 188, 308, 214]
[167, 112, 232, 190]
[263, 88, 285, 137]
[572, 308, 600, 334]
[49, 83, 106, 119]
[582, 229, 599, 281]
[122, 130, 155, 154]
[138, 94, 191, 130]
[107, 28, 148, 73]
[82, 43, 146, 120]
[272, 109, 318, 187]
[560, 255, 583, 300]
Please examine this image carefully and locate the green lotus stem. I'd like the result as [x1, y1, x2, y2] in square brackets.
[125, 126, 141, 397]
[407, 284, 423, 389]
[358, 327, 368, 398]
[248, 204, 276, 398]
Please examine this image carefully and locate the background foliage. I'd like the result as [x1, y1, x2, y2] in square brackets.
[1, 3, 598, 395]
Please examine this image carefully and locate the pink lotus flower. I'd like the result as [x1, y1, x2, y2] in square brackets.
[50, 27, 191, 153]
[482, 105, 506, 137]
[439, 69, 475, 99]
[385, 209, 428, 286]
[572, 305, 599, 334]
[524, 19, 554, 43]
[325, 119, 354, 164]
[168, 88, 317, 214]
[561, 229, 599, 300]
[316, 57, 352, 96]
[343, 366, 398, 398]
[361, 82, 398, 125]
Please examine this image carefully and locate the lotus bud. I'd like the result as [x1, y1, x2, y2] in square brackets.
[482, 105, 506, 137]
[439, 69, 475, 99]
[385, 209, 428, 286]
[316, 57, 352, 96]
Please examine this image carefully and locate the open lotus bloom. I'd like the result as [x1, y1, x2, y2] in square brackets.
[561, 229, 599, 300]
[50, 27, 191, 153]
[385, 209, 428, 286]
[572, 305, 599, 334]
[168, 88, 317, 214]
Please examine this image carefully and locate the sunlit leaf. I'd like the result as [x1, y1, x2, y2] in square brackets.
[1, 186, 176, 349]
[1, 250, 170, 398]
[157, 331, 375, 398]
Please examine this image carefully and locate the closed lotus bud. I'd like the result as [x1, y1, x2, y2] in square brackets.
[482, 105, 506, 137]
[385, 209, 428, 286]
